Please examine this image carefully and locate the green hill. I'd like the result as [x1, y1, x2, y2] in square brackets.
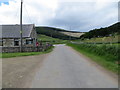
[36, 27, 83, 40]
[80, 22, 120, 39]
[37, 34, 68, 44]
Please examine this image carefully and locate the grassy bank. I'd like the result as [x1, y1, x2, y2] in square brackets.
[76, 35, 119, 44]
[38, 34, 69, 44]
[67, 43, 119, 73]
[1, 46, 54, 58]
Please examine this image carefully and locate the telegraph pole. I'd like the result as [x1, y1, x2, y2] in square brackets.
[20, 0, 23, 52]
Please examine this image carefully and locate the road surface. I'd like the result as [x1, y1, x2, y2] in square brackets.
[30, 44, 118, 88]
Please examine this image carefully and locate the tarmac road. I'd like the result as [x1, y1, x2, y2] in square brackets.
[30, 44, 118, 88]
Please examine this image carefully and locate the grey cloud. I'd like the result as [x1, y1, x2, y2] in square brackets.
[47, 2, 118, 32]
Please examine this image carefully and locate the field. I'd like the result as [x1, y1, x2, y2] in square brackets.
[60, 32, 84, 38]
[67, 43, 119, 73]
[80, 35, 119, 44]
[38, 34, 69, 44]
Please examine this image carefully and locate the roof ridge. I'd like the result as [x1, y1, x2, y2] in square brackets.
[2, 24, 35, 38]
[1, 24, 34, 26]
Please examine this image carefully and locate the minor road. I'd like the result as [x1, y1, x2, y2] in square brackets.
[30, 44, 118, 88]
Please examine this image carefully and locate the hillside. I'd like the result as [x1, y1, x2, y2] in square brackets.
[80, 22, 120, 39]
[37, 34, 68, 44]
[36, 27, 83, 40]
[60, 32, 84, 38]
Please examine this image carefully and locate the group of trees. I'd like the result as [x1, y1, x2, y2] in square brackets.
[80, 22, 120, 39]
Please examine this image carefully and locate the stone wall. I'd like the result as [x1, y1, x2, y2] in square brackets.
[1, 44, 52, 53]
[3, 39, 14, 47]
[1, 38, 37, 47]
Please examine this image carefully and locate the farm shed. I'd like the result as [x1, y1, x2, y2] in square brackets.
[0, 24, 37, 47]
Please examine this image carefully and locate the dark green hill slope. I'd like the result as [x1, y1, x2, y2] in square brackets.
[36, 27, 80, 40]
[80, 22, 120, 39]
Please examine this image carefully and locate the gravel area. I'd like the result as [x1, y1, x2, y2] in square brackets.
[2, 54, 47, 88]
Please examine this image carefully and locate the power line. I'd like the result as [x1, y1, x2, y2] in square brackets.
[23, 4, 33, 24]
[13, 5, 20, 24]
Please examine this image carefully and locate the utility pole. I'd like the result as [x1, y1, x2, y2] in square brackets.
[20, 0, 23, 52]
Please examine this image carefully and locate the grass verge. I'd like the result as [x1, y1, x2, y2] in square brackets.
[1, 46, 54, 58]
[67, 43, 119, 73]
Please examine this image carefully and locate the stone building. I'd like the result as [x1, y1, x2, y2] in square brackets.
[0, 24, 37, 47]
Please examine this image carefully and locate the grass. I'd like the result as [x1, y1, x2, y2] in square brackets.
[38, 34, 69, 44]
[80, 35, 119, 44]
[67, 43, 119, 73]
[1, 46, 54, 58]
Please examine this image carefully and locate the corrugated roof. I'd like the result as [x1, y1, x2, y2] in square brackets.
[1, 24, 34, 38]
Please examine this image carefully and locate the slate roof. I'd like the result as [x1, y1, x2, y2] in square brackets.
[1, 24, 34, 38]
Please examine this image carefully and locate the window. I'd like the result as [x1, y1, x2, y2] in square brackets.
[14, 39, 19, 46]
[26, 39, 33, 45]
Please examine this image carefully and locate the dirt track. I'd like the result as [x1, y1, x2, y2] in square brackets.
[2, 54, 47, 88]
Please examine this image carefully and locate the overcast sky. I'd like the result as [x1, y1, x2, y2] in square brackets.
[0, 0, 119, 32]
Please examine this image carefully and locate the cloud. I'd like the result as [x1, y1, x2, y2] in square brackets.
[49, 1, 118, 32]
[0, 0, 118, 32]
[0, 0, 58, 24]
